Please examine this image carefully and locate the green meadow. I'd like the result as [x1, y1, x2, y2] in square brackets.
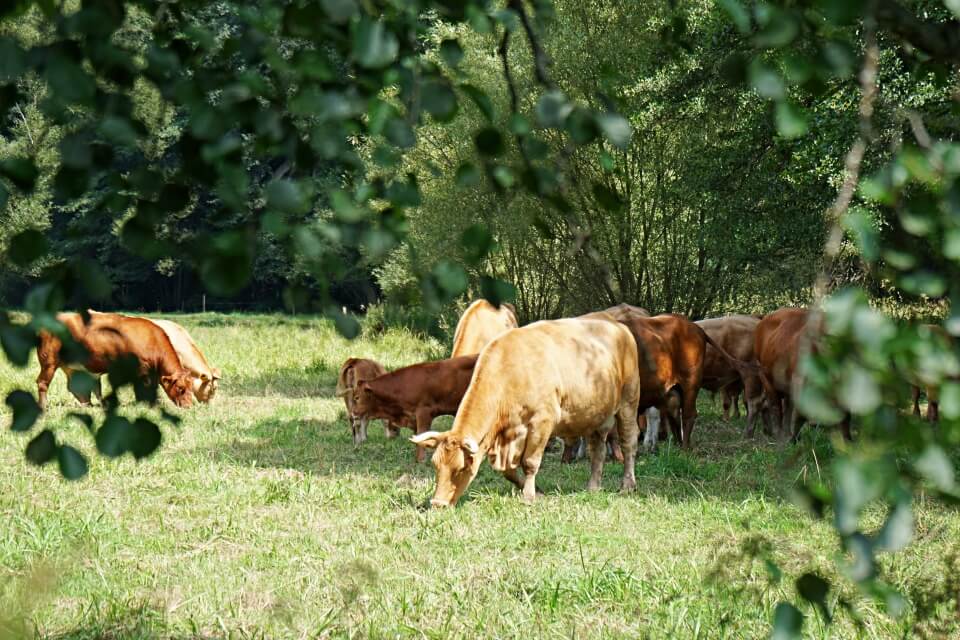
[0, 313, 957, 639]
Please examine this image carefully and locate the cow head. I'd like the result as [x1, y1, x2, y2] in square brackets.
[160, 371, 194, 408]
[410, 431, 482, 507]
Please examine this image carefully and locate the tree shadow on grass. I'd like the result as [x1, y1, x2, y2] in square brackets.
[204, 405, 812, 507]
[35, 604, 204, 640]
[226, 361, 340, 399]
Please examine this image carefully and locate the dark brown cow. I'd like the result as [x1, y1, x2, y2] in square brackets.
[696, 315, 763, 433]
[754, 307, 851, 441]
[336, 357, 395, 445]
[618, 314, 754, 450]
[36, 312, 194, 410]
[352, 355, 479, 462]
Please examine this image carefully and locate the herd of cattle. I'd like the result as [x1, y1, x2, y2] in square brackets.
[30, 302, 935, 507]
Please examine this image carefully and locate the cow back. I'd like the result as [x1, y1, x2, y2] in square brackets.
[451, 299, 519, 357]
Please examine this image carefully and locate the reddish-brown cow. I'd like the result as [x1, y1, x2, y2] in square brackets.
[36, 312, 194, 409]
[352, 355, 479, 462]
[618, 314, 754, 450]
[754, 307, 852, 441]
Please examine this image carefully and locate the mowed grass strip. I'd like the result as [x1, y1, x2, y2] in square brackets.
[0, 313, 957, 639]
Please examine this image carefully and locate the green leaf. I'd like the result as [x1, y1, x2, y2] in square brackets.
[130, 418, 162, 460]
[96, 415, 131, 457]
[332, 310, 360, 339]
[266, 180, 308, 215]
[0, 321, 35, 366]
[947, 0, 960, 19]
[421, 80, 458, 122]
[536, 90, 573, 128]
[460, 84, 494, 122]
[384, 117, 415, 149]
[0, 157, 38, 192]
[509, 114, 531, 136]
[592, 182, 624, 211]
[749, 61, 784, 100]
[796, 573, 831, 622]
[753, 8, 799, 47]
[717, 0, 750, 32]
[771, 602, 803, 640]
[456, 163, 481, 188]
[7, 229, 48, 266]
[566, 107, 598, 144]
[461, 224, 495, 264]
[876, 503, 913, 552]
[775, 101, 808, 139]
[843, 208, 879, 262]
[67, 371, 97, 398]
[837, 365, 880, 415]
[6, 390, 40, 432]
[795, 385, 844, 425]
[321, 0, 357, 23]
[915, 445, 955, 491]
[433, 261, 468, 297]
[480, 276, 516, 306]
[439, 39, 464, 68]
[940, 381, 960, 419]
[492, 166, 515, 189]
[0, 36, 27, 82]
[25, 429, 57, 466]
[475, 128, 505, 157]
[353, 18, 398, 69]
[58, 445, 88, 480]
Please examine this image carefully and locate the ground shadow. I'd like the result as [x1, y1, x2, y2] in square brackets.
[226, 360, 341, 399]
[202, 400, 827, 507]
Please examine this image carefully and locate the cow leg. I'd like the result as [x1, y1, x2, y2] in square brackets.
[927, 386, 939, 423]
[679, 388, 698, 449]
[839, 414, 853, 441]
[36, 364, 60, 411]
[743, 376, 763, 438]
[519, 419, 551, 504]
[721, 387, 732, 421]
[912, 386, 922, 418]
[413, 409, 433, 463]
[585, 425, 609, 492]
[501, 467, 524, 491]
[561, 437, 579, 463]
[731, 384, 742, 419]
[92, 376, 103, 405]
[642, 407, 661, 452]
[617, 400, 640, 492]
[788, 397, 806, 443]
[384, 422, 399, 438]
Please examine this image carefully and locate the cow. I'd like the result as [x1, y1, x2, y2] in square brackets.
[696, 315, 763, 433]
[351, 355, 479, 462]
[36, 312, 194, 410]
[410, 318, 641, 507]
[616, 314, 756, 451]
[450, 299, 518, 357]
[602, 303, 651, 322]
[148, 319, 221, 402]
[335, 357, 398, 445]
[754, 307, 852, 442]
[909, 324, 956, 423]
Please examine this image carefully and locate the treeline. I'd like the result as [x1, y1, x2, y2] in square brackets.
[0, 2, 953, 320]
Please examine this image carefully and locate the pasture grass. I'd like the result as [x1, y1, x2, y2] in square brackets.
[0, 312, 957, 639]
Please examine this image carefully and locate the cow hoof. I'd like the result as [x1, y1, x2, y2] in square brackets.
[586, 483, 601, 492]
[619, 480, 637, 493]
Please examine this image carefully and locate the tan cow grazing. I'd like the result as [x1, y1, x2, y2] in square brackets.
[36, 312, 194, 410]
[450, 299, 518, 357]
[410, 318, 641, 507]
[352, 355, 479, 462]
[754, 307, 851, 441]
[696, 315, 763, 433]
[335, 357, 395, 445]
[148, 319, 221, 402]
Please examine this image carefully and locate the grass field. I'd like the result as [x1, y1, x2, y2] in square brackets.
[0, 313, 958, 639]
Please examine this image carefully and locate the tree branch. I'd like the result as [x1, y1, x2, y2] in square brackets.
[874, 0, 960, 67]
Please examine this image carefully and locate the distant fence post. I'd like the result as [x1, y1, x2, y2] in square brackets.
[202, 294, 206, 313]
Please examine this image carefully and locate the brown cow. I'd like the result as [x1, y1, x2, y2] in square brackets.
[754, 307, 851, 441]
[36, 312, 194, 409]
[603, 303, 651, 322]
[696, 315, 763, 433]
[616, 314, 755, 450]
[411, 318, 640, 507]
[335, 357, 397, 445]
[450, 299, 518, 357]
[909, 324, 955, 423]
[352, 355, 479, 462]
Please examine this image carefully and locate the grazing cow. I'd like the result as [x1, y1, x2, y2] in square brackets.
[754, 307, 851, 441]
[352, 355, 479, 462]
[616, 314, 755, 451]
[450, 299, 518, 357]
[411, 318, 641, 507]
[335, 357, 397, 445]
[148, 319, 221, 402]
[696, 315, 763, 432]
[36, 312, 194, 409]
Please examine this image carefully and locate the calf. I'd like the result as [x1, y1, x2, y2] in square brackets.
[36, 312, 194, 410]
[336, 357, 397, 445]
[352, 355, 479, 462]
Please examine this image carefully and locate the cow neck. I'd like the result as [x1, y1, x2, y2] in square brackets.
[448, 367, 501, 454]
[368, 370, 407, 404]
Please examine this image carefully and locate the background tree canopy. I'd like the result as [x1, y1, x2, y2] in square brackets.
[2, 0, 960, 636]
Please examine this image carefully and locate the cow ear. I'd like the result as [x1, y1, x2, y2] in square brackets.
[410, 431, 444, 449]
[462, 437, 479, 455]
[160, 375, 173, 387]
